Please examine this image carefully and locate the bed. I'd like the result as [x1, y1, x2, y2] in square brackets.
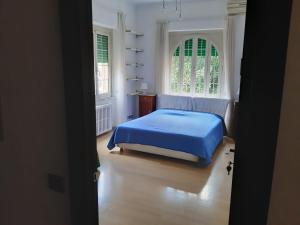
[107, 95, 230, 166]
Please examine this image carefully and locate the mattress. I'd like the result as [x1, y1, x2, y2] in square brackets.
[107, 109, 224, 165]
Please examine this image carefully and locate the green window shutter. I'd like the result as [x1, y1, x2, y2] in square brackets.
[197, 39, 206, 56]
[174, 47, 180, 56]
[96, 34, 109, 63]
[184, 39, 193, 56]
[211, 45, 218, 57]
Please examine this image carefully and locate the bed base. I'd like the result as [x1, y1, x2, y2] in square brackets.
[117, 143, 199, 162]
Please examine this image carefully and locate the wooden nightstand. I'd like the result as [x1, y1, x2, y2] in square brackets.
[139, 94, 156, 117]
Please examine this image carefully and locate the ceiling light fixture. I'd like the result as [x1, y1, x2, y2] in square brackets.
[162, 0, 183, 19]
[179, 0, 182, 19]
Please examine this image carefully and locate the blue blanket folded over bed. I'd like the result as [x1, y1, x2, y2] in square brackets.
[107, 109, 224, 165]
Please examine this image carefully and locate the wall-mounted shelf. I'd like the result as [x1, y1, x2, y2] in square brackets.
[126, 63, 144, 67]
[127, 76, 143, 81]
[125, 25, 145, 120]
[126, 47, 144, 53]
[126, 29, 144, 37]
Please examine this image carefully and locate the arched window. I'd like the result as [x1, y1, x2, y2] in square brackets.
[170, 37, 222, 97]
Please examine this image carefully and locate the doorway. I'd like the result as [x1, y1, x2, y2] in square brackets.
[59, 0, 293, 225]
[93, 1, 243, 224]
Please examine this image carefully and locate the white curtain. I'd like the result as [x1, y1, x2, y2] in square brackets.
[224, 15, 235, 100]
[224, 15, 236, 137]
[155, 22, 170, 95]
[112, 12, 127, 125]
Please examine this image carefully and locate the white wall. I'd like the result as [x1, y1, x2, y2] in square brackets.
[0, 1, 70, 224]
[93, 0, 136, 30]
[267, 1, 300, 225]
[93, 0, 138, 124]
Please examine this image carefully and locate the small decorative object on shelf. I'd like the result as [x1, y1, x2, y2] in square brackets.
[126, 76, 143, 81]
[140, 82, 148, 94]
[127, 91, 143, 96]
[126, 47, 144, 53]
[139, 94, 156, 117]
[126, 63, 144, 67]
[125, 29, 144, 37]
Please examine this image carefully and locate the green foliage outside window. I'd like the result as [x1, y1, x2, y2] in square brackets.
[183, 39, 193, 93]
[171, 47, 180, 92]
[209, 46, 220, 95]
[170, 38, 220, 96]
[196, 39, 206, 94]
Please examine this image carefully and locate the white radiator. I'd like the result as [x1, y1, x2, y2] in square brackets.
[96, 104, 112, 136]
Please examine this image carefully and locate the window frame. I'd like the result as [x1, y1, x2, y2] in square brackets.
[169, 35, 224, 98]
[93, 25, 112, 98]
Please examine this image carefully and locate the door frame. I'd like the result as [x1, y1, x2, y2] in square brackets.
[59, 0, 293, 225]
[229, 1, 293, 225]
[59, 0, 99, 225]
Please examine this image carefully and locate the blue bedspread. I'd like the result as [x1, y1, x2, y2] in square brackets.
[107, 109, 224, 165]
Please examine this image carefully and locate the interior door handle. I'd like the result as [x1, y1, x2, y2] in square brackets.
[226, 161, 234, 175]
[93, 171, 100, 182]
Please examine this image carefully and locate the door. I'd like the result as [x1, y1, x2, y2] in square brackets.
[229, 1, 293, 225]
[59, 0, 293, 225]
[59, 0, 99, 225]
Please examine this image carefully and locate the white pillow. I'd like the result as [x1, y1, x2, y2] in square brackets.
[157, 95, 193, 111]
[192, 97, 230, 119]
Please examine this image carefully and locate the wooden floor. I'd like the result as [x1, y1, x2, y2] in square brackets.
[96, 132, 234, 225]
